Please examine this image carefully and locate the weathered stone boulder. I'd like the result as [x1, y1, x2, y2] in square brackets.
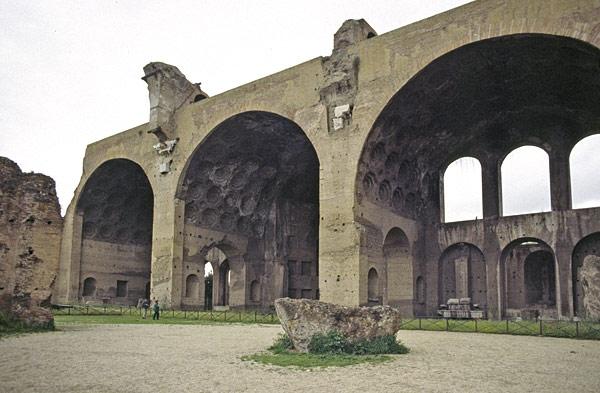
[274, 298, 402, 352]
[581, 255, 600, 320]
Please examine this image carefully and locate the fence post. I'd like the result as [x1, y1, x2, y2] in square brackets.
[446, 318, 449, 332]
[224, 311, 227, 321]
[539, 319, 543, 336]
[172, 309, 175, 318]
[576, 321, 580, 338]
[86, 305, 89, 315]
[254, 311, 257, 323]
[239, 312, 242, 322]
[68, 307, 71, 315]
[418, 318, 422, 330]
[271, 313, 274, 323]
[506, 320, 509, 333]
[475, 319, 478, 333]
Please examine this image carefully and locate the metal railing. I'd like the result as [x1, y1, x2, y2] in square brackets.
[51, 304, 279, 324]
[52, 305, 600, 340]
[399, 317, 600, 340]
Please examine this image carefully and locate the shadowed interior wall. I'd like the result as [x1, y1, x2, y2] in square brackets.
[180, 112, 319, 309]
[77, 159, 153, 305]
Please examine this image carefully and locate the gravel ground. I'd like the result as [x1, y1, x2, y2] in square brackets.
[1, 323, 600, 393]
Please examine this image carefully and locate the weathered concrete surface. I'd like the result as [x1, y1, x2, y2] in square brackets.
[0, 157, 62, 325]
[274, 298, 402, 352]
[581, 255, 600, 320]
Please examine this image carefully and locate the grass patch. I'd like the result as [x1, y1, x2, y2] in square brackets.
[242, 352, 392, 369]
[243, 332, 408, 368]
[308, 331, 410, 355]
[54, 314, 219, 326]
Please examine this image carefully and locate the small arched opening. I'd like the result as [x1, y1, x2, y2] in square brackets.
[570, 134, 600, 209]
[185, 274, 200, 299]
[250, 280, 260, 302]
[82, 277, 97, 298]
[501, 238, 558, 319]
[438, 243, 487, 310]
[501, 146, 551, 216]
[383, 227, 412, 314]
[442, 157, 483, 222]
[367, 267, 381, 305]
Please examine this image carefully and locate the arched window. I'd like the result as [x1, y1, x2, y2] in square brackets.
[250, 280, 260, 302]
[82, 277, 96, 297]
[443, 157, 483, 222]
[501, 146, 551, 216]
[367, 268, 380, 304]
[570, 134, 600, 209]
[185, 274, 200, 298]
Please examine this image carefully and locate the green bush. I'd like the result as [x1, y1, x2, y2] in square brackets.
[308, 331, 409, 355]
[308, 330, 349, 354]
[352, 335, 409, 355]
[268, 333, 294, 354]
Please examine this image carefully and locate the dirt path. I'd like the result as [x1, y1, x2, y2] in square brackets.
[1, 324, 599, 393]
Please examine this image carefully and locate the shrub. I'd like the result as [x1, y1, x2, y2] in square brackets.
[308, 331, 409, 355]
[269, 333, 294, 353]
[351, 335, 410, 355]
[308, 330, 349, 354]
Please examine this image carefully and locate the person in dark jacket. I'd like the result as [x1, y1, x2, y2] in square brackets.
[152, 300, 160, 320]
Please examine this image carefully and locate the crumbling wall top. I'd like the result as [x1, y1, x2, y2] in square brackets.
[333, 19, 377, 50]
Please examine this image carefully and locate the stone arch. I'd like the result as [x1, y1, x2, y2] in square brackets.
[76, 158, 154, 305]
[500, 145, 551, 216]
[356, 34, 600, 222]
[367, 267, 380, 305]
[355, 33, 599, 316]
[82, 277, 96, 298]
[570, 134, 600, 209]
[438, 243, 487, 309]
[179, 111, 320, 308]
[382, 227, 412, 315]
[501, 238, 557, 319]
[442, 157, 483, 222]
[572, 232, 600, 320]
[185, 274, 200, 298]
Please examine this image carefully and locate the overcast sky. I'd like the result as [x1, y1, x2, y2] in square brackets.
[1, 0, 599, 219]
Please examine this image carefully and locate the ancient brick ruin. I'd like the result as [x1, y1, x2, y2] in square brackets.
[0, 157, 62, 325]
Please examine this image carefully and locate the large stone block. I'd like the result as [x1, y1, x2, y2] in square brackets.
[581, 255, 600, 320]
[274, 298, 402, 352]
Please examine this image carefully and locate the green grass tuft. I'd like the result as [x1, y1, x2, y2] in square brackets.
[268, 333, 294, 354]
[242, 352, 392, 369]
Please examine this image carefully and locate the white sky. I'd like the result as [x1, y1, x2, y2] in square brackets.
[1, 0, 598, 219]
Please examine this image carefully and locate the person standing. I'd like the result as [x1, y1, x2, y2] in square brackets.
[152, 299, 160, 320]
[142, 299, 150, 319]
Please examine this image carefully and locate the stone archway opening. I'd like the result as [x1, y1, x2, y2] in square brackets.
[438, 243, 487, 310]
[501, 239, 557, 319]
[179, 111, 319, 309]
[218, 260, 231, 306]
[76, 159, 153, 306]
[383, 227, 412, 315]
[356, 34, 600, 315]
